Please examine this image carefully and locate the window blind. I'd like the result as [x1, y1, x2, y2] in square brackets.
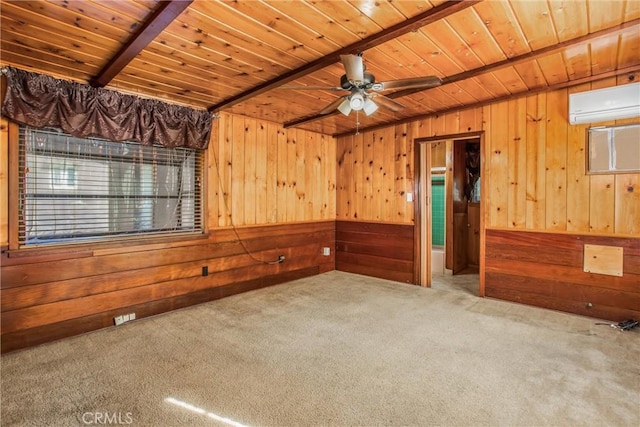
[18, 126, 204, 246]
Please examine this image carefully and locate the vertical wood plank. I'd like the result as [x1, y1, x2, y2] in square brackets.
[431, 141, 447, 167]
[336, 137, 350, 219]
[255, 121, 268, 224]
[306, 130, 315, 221]
[352, 131, 363, 220]
[371, 131, 383, 221]
[361, 131, 374, 220]
[488, 101, 509, 227]
[244, 119, 257, 225]
[414, 117, 432, 140]
[206, 119, 219, 230]
[231, 115, 245, 226]
[544, 89, 568, 230]
[326, 134, 337, 219]
[308, 131, 321, 220]
[0, 117, 9, 247]
[459, 108, 481, 133]
[265, 122, 278, 223]
[481, 105, 492, 231]
[507, 97, 527, 228]
[382, 126, 396, 222]
[303, 131, 315, 220]
[276, 126, 289, 223]
[525, 93, 547, 230]
[589, 174, 615, 233]
[218, 113, 233, 227]
[405, 123, 416, 224]
[445, 111, 460, 134]
[295, 129, 307, 221]
[318, 135, 330, 219]
[286, 128, 297, 222]
[615, 174, 639, 235]
[566, 84, 591, 232]
[432, 114, 447, 137]
[394, 124, 408, 222]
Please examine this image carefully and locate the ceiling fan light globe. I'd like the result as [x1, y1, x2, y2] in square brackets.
[363, 98, 378, 115]
[349, 93, 365, 110]
[337, 98, 352, 116]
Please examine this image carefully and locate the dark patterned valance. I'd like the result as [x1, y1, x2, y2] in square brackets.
[1, 67, 213, 149]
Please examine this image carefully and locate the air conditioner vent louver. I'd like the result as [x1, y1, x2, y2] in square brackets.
[569, 82, 640, 124]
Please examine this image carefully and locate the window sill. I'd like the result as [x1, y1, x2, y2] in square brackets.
[4, 231, 210, 263]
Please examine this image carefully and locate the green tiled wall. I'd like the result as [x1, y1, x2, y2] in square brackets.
[431, 175, 445, 246]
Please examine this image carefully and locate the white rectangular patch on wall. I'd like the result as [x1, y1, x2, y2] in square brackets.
[583, 244, 623, 277]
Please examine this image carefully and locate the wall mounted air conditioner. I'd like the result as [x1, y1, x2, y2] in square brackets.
[568, 82, 640, 124]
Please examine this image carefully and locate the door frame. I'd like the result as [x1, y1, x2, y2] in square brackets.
[413, 131, 486, 295]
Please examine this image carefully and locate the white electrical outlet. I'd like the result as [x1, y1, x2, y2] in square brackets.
[114, 313, 136, 326]
[322, 247, 331, 256]
[406, 192, 414, 202]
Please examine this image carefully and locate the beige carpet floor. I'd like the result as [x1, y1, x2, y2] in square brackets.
[1, 271, 639, 426]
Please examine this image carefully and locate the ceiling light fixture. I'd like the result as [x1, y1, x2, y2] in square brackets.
[349, 93, 365, 110]
[363, 98, 378, 116]
[337, 98, 352, 116]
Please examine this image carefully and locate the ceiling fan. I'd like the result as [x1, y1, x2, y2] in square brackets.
[281, 53, 442, 117]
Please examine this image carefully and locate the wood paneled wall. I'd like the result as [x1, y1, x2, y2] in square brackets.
[336, 76, 639, 235]
[336, 109, 483, 222]
[209, 113, 336, 228]
[485, 229, 639, 322]
[335, 77, 639, 322]
[0, 113, 336, 352]
[1, 221, 335, 353]
[482, 75, 639, 236]
[336, 221, 413, 283]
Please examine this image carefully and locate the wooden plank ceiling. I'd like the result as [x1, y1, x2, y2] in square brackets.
[1, 0, 639, 136]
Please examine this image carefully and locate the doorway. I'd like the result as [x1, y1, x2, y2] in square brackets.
[415, 133, 484, 296]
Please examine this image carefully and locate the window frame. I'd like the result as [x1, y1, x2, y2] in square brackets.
[8, 122, 208, 252]
[586, 123, 640, 175]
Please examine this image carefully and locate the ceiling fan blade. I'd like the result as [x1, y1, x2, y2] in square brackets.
[370, 94, 406, 112]
[373, 76, 442, 91]
[279, 85, 347, 92]
[340, 54, 365, 84]
[319, 96, 349, 115]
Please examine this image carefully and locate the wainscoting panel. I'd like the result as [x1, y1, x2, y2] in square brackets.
[485, 229, 640, 321]
[1, 221, 335, 353]
[336, 221, 414, 283]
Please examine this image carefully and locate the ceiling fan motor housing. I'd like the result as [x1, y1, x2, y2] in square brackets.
[340, 72, 376, 89]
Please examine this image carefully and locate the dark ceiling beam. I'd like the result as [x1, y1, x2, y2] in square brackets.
[332, 65, 640, 138]
[286, 18, 640, 129]
[90, 0, 193, 88]
[206, 0, 481, 113]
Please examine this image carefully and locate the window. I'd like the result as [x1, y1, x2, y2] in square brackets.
[18, 126, 203, 246]
[587, 124, 640, 173]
